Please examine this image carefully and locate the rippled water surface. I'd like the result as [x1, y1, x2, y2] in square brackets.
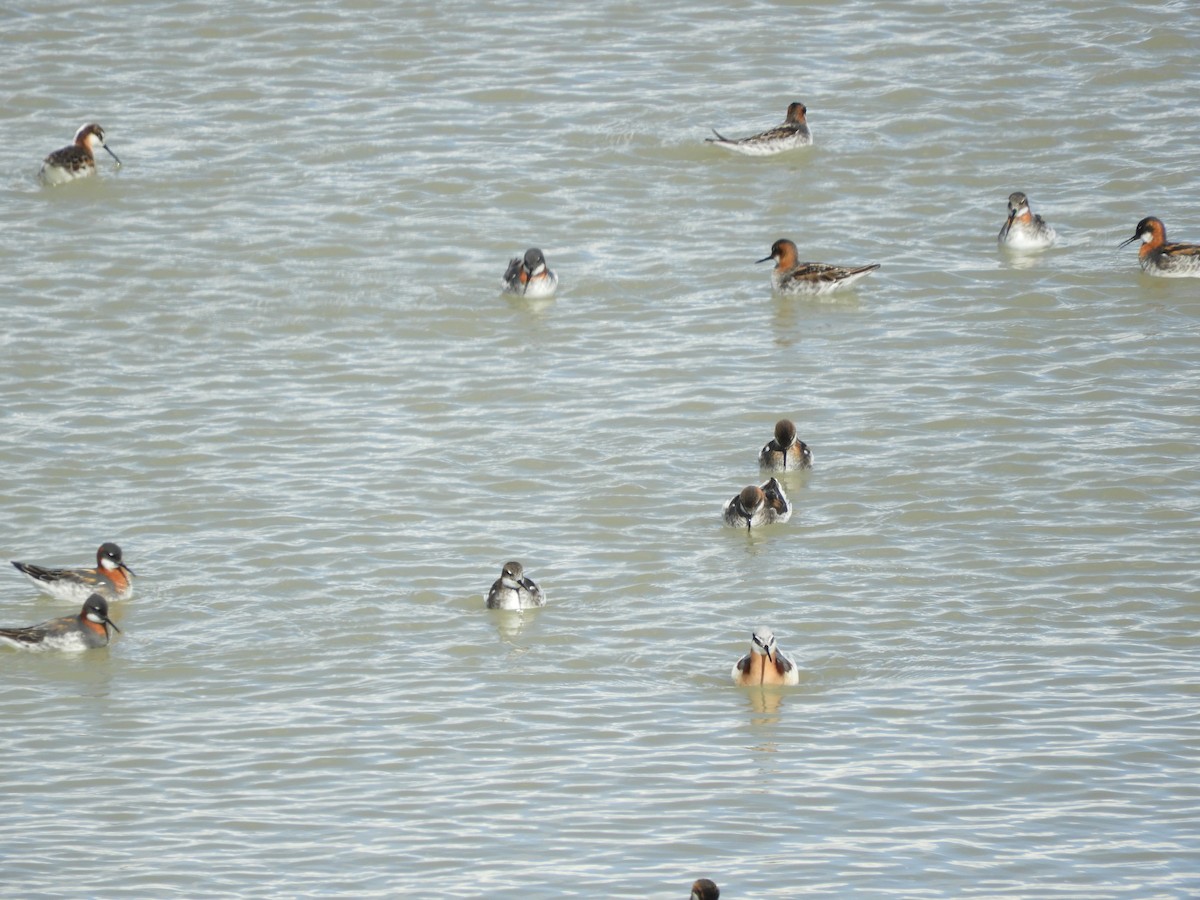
[2, 1, 1198, 897]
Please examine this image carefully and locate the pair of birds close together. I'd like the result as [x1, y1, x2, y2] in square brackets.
[721, 418, 812, 530]
[0, 543, 135, 651]
[710, 102, 873, 292]
[999, 192, 1200, 277]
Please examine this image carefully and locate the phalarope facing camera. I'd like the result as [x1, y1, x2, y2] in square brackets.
[731, 626, 799, 686]
[502, 248, 558, 298]
[722, 477, 791, 529]
[998, 191, 1057, 250]
[486, 560, 545, 610]
[758, 418, 813, 471]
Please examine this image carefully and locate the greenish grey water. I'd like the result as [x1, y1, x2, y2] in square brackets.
[1, 1, 1198, 898]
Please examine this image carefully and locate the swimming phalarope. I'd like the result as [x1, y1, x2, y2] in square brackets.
[11, 542, 136, 603]
[731, 626, 800, 686]
[690, 879, 721, 900]
[0, 593, 120, 652]
[38, 123, 121, 186]
[486, 560, 546, 610]
[998, 191, 1057, 250]
[706, 101, 812, 156]
[722, 477, 791, 529]
[758, 239, 879, 295]
[1119, 216, 1200, 278]
[502, 248, 559, 298]
[759, 418, 813, 471]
